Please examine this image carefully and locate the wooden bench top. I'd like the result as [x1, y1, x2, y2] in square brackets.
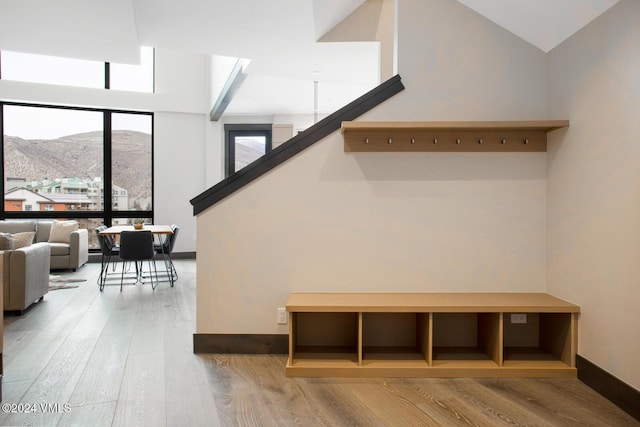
[286, 292, 580, 313]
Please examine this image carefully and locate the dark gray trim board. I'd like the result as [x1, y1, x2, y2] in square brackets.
[577, 355, 640, 421]
[193, 334, 288, 354]
[88, 251, 196, 263]
[167, 251, 196, 260]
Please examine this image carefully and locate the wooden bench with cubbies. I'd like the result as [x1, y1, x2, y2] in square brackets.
[286, 292, 579, 378]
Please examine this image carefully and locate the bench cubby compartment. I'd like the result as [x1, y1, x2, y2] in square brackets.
[503, 312, 577, 368]
[291, 312, 359, 366]
[361, 312, 429, 366]
[431, 313, 501, 367]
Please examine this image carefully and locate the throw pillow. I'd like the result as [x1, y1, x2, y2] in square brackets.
[12, 231, 35, 249]
[48, 220, 79, 244]
[0, 232, 15, 250]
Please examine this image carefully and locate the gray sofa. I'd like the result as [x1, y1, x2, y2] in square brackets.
[0, 220, 89, 313]
[0, 221, 51, 313]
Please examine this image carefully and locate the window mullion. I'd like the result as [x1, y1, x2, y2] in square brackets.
[105, 62, 110, 89]
[104, 111, 113, 226]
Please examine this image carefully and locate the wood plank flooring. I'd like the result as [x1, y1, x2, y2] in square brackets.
[1, 261, 637, 426]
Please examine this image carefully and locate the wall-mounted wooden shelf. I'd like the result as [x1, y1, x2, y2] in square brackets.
[341, 120, 569, 152]
[286, 292, 579, 378]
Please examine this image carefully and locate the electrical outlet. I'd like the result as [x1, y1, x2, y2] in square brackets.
[511, 313, 527, 324]
[277, 307, 288, 325]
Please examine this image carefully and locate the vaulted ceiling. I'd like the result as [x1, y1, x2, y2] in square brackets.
[0, 0, 620, 116]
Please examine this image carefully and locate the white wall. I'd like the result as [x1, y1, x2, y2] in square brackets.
[547, 0, 640, 390]
[205, 120, 224, 188]
[153, 48, 209, 114]
[196, 0, 549, 335]
[154, 112, 205, 252]
[153, 49, 209, 252]
[0, 48, 211, 253]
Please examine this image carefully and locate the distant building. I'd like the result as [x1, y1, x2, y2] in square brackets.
[112, 183, 129, 210]
[4, 187, 92, 211]
[4, 187, 51, 211]
[40, 192, 93, 211]
[86, 178, 103, 210]
[29, 177, 88, 195]
[10, 177, 131, 212]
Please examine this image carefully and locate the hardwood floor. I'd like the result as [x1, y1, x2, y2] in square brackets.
[1, 261, 637, 426]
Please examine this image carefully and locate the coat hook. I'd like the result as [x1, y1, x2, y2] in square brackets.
[365, 138, 369, 144]
[388, 138, 393, 144]
[478, 138, 483, 144]
[433, 138, 438, 144]
[524, 138, 529, 145]
[456, 138, 461, 144]
[501, 138, 507, 144]
[411, 138, 416, 144]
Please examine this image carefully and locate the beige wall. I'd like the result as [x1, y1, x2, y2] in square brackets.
[547, 0, 640, 390]
[196, 0, 550, 335]
[368, 0, 548, 122]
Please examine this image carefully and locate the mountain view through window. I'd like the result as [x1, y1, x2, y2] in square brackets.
[2, 104, 153, 249]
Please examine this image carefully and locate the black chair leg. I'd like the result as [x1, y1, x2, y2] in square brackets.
[99, 254, 116, 291]
[160, 253, 175, 287]
[148, 259, 158, 290]
[120, 264, 125, 292]
[167, 254, 177, 283]
[98, 254, 107, 291]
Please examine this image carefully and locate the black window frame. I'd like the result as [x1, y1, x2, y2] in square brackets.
[224, 124, 272, 177]
[0, 101, 154, 246]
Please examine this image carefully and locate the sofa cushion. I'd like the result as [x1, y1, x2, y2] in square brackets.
[48, 220, 78, 244]
[0, 220, 37, 235]
[35, 221, 52, 243]
[12, 231, 35, 249]
[48, 242, 71, 256]
[0, 233, 15, 250]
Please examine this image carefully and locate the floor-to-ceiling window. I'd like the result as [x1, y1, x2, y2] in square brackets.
[0, 103, 153, 250]
[0, 48, 154, 250]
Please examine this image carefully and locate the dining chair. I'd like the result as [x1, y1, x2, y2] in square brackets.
[96, 225, 120, 291]
[154, 224, 179, 285]
[118, 230, 158, 291]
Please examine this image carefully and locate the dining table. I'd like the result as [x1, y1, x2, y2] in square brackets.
[99, 224, 174, 236]
[99, 224, 175, 286]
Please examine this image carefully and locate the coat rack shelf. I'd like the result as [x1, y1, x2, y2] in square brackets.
[341, 120, 569, 153]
